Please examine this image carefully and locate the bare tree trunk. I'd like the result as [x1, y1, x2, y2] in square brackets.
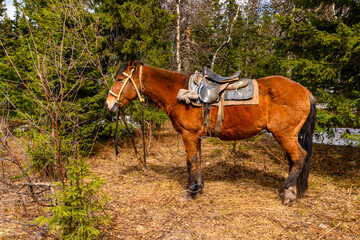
[176, 0, 182, 72]
[183, 28, 191, 72]
[211, 3, 240, 69]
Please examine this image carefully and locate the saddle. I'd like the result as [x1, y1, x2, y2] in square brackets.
[198, 67, 245, 104]
[203, 66, 241, 83]
[177, 67, 254, 137]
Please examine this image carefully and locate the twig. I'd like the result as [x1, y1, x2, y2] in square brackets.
[140, 105, 147, 168]
[317, 222, 341, 240]
[118, 110, 146, 171]
[258, 141, 287, 166]
[0, 217, 50, 236]
[0, 218, 38, 227]
[215, 139, 242, 165]
[21, 182, 55, 187]
[210, 3, 240, 69]
[99, 204, 115, 240]
[349, 224, 360, 236]
[162, 183, 204, 206]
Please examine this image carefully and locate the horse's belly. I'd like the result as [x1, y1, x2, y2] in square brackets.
[209, 105, 267, 140]
[218, 124, 263, 140]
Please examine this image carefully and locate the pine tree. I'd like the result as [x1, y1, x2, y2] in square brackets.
[34, 158, 110, 239]
[274, 0, 360, 142]
[93, 0, 173, 67]
[92, 0, 173, 137]
[0, 0, 5, 18]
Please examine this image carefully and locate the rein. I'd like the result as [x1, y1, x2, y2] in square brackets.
[110, 64, 146, 170]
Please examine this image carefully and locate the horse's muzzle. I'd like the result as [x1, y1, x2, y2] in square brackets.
[106, 101, 119, 112]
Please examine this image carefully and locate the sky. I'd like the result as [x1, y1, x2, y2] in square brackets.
[5, 0, 15, 19]
[2, 0, 272, 20]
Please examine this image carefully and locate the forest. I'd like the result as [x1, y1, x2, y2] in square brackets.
[0, 0, 359, 239]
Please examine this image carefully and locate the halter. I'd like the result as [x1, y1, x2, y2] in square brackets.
[110, 64, 146, 162]
[109, 65, 144, 103]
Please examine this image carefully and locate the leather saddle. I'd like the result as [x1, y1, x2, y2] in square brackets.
[196, 67, 245, 137]
[177, 67, 253, 137]
[203, 66, 241, 83]
[197, 67, 246, 104]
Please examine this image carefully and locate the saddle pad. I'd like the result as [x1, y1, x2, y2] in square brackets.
[188, 73, 259, 106]
[213, 79, 259, 106]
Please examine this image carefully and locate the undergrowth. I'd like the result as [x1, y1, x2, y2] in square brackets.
[33, 158, 111, 240]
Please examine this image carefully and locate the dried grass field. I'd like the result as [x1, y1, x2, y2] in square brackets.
[1, 123, 360, 239]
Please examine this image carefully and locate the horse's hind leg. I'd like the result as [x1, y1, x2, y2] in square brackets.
[181, 130, 203, 200]
[284, 141, 308, 205]
[272, 134, 307, 205]
[272, 98, 315, 205]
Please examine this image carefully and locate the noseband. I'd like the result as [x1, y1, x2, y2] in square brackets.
[109, 65, 144, 103]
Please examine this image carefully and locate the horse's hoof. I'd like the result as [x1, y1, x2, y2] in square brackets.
[283, 186, 297, 206]
[179, 192, 193, 202]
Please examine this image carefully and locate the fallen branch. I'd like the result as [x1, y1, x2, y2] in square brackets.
[118, 109, 146, 171]
[162, 183, 204, 206]
[0, 217, 50, 236]
[21, 182, 55, 187]
[0, 218, 38, 227]
[258, 141, 287, 166]
[317, 222, 341, 240]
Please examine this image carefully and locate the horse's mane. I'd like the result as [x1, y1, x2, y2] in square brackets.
[115, 61, 146, 78]
[115, 63, 128, 77]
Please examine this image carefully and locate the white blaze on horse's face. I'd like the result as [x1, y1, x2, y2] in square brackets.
[106, 69, 138, 112]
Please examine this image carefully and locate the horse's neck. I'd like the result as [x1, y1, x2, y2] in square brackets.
[142, 66, 187, 114]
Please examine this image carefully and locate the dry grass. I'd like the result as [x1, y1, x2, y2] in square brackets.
[1, 123, 360, 239]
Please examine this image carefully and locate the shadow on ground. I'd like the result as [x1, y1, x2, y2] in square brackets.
[117, 134, 360, 194]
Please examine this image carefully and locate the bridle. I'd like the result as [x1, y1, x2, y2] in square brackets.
[108, 64, 145, 104]
[109, 64, 145, 157]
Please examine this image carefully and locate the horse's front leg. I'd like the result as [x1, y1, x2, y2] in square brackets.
[182, 130, 203, 199]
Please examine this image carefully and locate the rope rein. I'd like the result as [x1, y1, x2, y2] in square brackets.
[110, 64, 147, 171]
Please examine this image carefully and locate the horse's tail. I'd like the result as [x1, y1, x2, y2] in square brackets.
[297, 95, 316, 197]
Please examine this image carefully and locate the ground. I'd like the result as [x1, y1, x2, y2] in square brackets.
[1, 123, 360, 239]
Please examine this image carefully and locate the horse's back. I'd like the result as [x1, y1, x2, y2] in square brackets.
[218, 75, 312, 139]
[256, 76, 313, 136]
[257, 76, 311, 102]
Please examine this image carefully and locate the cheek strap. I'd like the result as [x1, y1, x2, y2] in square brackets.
[109, 66, 144, 103]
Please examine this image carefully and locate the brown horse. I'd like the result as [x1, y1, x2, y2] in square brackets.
[106, 60, 316, 205]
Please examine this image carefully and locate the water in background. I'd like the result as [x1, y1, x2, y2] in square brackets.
[314, 128, 360, 146]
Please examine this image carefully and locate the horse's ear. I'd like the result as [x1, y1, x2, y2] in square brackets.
[128, 59, 135, 67]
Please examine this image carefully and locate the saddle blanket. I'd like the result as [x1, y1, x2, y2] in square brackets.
[177, 73, 259, 106]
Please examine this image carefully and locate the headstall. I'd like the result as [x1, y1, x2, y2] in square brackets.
[109, 65, 145, 103]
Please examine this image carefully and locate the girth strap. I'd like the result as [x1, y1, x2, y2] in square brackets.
[214, 94, 225, 137]
[201, 95, 225, 137]
[203, 103, 211, 137]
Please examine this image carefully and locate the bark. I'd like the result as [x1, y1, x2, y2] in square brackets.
[211, 4, 240, 69]
[176, 0, 182, 72]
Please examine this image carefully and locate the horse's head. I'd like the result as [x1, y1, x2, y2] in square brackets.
[106, 60, 144, 112]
